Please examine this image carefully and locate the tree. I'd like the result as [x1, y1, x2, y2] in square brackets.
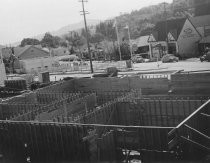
[64, 31, 85, 54]
[20, 38, 40, 47]
[41, 33, 60, 48]
[8, 47, 17, 74]
[90, 33, 104, 44]
[95, 21, 117, 41]
[116, 41, 131, 60]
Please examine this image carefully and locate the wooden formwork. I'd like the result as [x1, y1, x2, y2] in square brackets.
[0, 92, 94, 120]
[75, 99, 204, 128]
[35, 92, 84, 104]
[168, 99, 210, 160]
[0, 99, 208, 162]
[9, 93, 97, 122]
[1, 92, 37, 104]
[0, 103, 42, 120]
[36, 80, 75, 94]
[0, 121, 90, 162]
[170, 73, 210, 95]
[67, 98, 207, 161]
[74, 77, 169, 95]
[117, 100, 205, 127]
[0, 73, 209, 162]
[140, 95, 210, 101]
[53, 90, 138, 124]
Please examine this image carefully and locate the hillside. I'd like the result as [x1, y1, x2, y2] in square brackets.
[34, 19, 100, 40]
[109, 1, 194, 39]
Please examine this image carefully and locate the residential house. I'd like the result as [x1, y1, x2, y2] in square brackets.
[2, 45, 53, 73]
[189, 14, 210, 52]
[177, 17, 201, 58]
[132, 35, 152, 59]
[148, 16, 210, 58]
[148, 18, 186, 58]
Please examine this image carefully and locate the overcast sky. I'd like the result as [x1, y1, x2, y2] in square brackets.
[0, 0, 172, 45]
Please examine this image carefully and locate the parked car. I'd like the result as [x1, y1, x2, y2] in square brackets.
[132, 56, 144, 63]
[200, 52, 210, 62]
[162, 54, 179, 63]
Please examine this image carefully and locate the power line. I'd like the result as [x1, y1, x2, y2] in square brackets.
[79, 0, 93, 73]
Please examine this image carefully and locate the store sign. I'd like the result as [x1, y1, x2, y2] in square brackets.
[181, 27, 196, 38]
[184, 28, 193, 34]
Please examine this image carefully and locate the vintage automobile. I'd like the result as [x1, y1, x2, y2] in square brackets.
[200, 51, 210, 62]
[162, 54, 179, 63]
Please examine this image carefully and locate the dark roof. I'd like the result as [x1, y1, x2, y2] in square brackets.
[14, 45, 31, 57]
[2, 45, 48, 58]
[189, 14, 210, 28]
[153, 18, 186, 41]
[14, 45, 44, 57]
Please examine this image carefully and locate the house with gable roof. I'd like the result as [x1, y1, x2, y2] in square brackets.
[189, 14, 210, 52]
[2, 45, 53, 73]
[148, 18, 187, 58]
[148, 16, 208, 58]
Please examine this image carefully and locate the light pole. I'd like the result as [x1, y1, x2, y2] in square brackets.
[114, 19, 122, 61]
[125, 24, 133, 60]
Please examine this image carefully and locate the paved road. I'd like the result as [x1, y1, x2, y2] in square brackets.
[50, 59, 210, 81]
[133, 59, 210, 72]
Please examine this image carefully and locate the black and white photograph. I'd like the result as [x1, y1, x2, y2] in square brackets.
[0, 0, 210, 162]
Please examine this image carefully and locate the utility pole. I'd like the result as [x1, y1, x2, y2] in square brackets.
[115, 19, 122, 61]
[79, 0, 94, 73]
[164, 2, 169, 55]
[126, 24, 132, 60]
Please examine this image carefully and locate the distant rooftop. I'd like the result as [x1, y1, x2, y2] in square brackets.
[189, 14, 210, 28]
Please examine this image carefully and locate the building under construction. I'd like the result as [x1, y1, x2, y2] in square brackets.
[0, 72, 209, 162]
